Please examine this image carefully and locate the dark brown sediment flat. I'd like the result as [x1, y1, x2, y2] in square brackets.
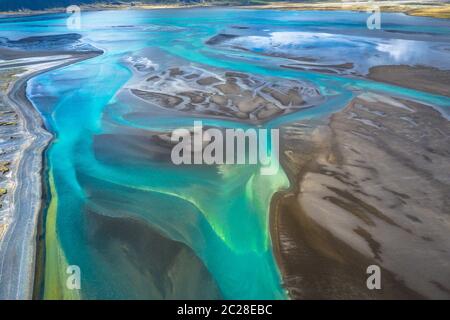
[270, 91, 450, 299]
[368, 65, 450, 97]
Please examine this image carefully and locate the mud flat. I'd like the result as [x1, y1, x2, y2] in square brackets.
[273, 91, 450, 299]
[368, 65, 450, 98]
[0, 46, 101, 299]
[125, 62, 322, 123]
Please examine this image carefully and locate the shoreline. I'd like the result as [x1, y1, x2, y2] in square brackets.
[367, 65, 450, 98]
[0, 51, 102, 299]
[243, 1, 450, 19]
[1, 1, 449, 20]
[0, 3, 214, 17]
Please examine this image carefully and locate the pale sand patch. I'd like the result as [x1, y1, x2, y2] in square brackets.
[368, 65, 450, 98]
[0, 223, 8, 240]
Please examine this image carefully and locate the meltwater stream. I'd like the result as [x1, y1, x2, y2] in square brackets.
[0, 8, 449, 299]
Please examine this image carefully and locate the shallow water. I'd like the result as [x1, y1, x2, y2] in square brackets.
[0, 8, 449, 299]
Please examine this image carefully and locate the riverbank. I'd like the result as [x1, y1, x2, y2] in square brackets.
[368, 65, 450, 97]
[1, 1, 450, 19]
[0, 2, 212, 17]
[0, 49, 101, 299]
[272, 83, 450, 298]
[245, 1, 450, 19]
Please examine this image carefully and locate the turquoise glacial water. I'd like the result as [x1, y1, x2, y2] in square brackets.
[0, 8, 449, 299]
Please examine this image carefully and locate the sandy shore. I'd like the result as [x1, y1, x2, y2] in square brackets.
[0, 49, 101, 299]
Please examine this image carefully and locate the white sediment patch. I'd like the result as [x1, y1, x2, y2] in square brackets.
[299, 172, 374, 258]
[399, 116, 418, 127]
[358, 92, 415, 112]
[0, 55, 72, 67]
[355, 103, 386, 117]
[125, 56, 159, 72]
[355, 118, 382, 128]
